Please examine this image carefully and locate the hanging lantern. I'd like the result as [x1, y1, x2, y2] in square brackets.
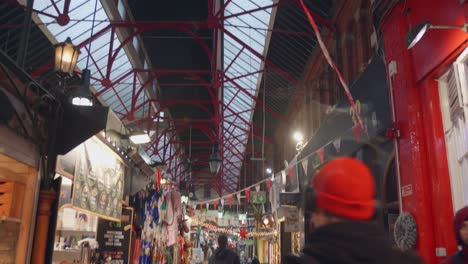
[209, 142, 222, 174]
[54, 37, 80, 75]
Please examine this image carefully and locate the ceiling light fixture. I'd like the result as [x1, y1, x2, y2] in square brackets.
[129, 133, 151, 144]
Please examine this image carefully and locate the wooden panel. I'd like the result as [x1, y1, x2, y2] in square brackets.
[0, 217, 20, 264]
[0, 180, 25, 219]
[0, 154, 38, 264]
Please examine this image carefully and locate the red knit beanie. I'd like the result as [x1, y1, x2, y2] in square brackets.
[454, 206, 468, 246]
[311, 157, 375, 220]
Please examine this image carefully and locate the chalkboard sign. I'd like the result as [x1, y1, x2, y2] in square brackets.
[96, 207, 133, 264]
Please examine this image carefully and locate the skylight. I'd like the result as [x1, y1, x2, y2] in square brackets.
[223, 0, 273, 189]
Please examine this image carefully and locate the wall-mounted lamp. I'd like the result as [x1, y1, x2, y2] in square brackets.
[266, 167, 272, 174]
[70, 69, 93, 106]
[405, 20, 468, 49]
[54, 37, 80, 75]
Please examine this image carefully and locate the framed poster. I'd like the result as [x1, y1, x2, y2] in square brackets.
[96, 207, 133, 264]
[284, 207, 300, 232]
[71, 137, 124, 221]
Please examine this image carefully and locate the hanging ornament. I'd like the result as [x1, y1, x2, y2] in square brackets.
[255, 184, 261, 192]
[288, 166, 294, 182]
[317, 148, 325, 163]
[266, 178, 272, 192]
[214, 200, 218, 210]
[245, 189, 251, 202]
[228, 196, 233, 207]
[333, 138, 341, 153]
[240, 227, 247, 239]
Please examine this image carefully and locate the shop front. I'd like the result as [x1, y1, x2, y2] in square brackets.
[379, 0, 467, 262]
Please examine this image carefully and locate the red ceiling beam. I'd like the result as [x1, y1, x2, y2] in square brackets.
[220, 26, 299, 86]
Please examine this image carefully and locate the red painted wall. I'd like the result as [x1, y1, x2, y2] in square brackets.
[381, 0, 467, 263]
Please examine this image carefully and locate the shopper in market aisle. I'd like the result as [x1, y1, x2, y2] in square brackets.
[208, 235, 240, 264]
[282, 157, 422, 264]
[443, 206, 468, 264]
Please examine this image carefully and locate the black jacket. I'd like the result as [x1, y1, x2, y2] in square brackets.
[283, 221, 422, 264]
[208, 247, 240, 264]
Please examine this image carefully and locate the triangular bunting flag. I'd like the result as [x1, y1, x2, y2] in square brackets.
[228, 195, 233, 206]
[301, 159, 308, 173]
[288, 166, 294, 182]
[317, 148, 325, 163]
[199, 204, 203, 213]
[214, 200, 218, 210]
[333, 138, 341, 153]
[236, 193, 241, 203]
[206, 203, 209, 211]
[352, 125, 362, 142]
[220, 198, 224, 207]
[266, 178, 272, 192]
[312, 154, 321, 169]
[245, 189, 251, 202]
[255, 184, 261, 192]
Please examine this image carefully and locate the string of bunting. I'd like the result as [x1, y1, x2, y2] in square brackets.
[191, 218, 277, 238]
[189, 177, 271, 206]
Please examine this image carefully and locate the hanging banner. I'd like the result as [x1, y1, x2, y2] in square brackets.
[280, 192, 301, 207]
[70, 137, 124, 221]
[251, 191, 266, 204]
[284, 207, 300, 232]
[96, 207, 133, 263]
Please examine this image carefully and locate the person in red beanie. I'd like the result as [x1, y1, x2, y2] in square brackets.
[283, 157, 422, 264]
[444, 206, 468, 264]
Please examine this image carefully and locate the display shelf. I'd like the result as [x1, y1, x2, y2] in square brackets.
[0, 216, 21, 223]
[56, 228, 96, 233]
[53, 249, 81, 253]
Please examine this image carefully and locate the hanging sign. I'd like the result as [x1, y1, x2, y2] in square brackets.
[96, 207, 133, 264]
[284, 207, 300, 232]
[70, 137, 124, 221]
[251, 191, 266, 204]
[279, 192, 301, 207]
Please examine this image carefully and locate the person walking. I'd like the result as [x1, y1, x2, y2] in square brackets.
[443, 206, 468, 263]
[208, 235, 240, 264]
[283, 157, 422, 264]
